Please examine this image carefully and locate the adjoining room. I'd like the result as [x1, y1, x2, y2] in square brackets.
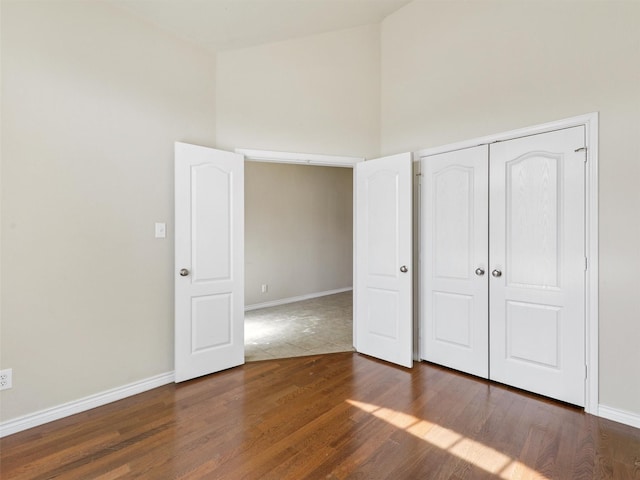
[244, 161, 354, 361]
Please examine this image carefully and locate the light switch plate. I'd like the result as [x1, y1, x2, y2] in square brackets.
[155, 222, 166, 239]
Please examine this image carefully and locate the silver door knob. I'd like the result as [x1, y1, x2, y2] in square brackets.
[400, 265, 408, 273]
[491, 269, 502, 278]
[179, 268, 190, 277]
[475, 268, 485, 276]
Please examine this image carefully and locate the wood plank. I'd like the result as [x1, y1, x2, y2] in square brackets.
[2, 353, 639, 479]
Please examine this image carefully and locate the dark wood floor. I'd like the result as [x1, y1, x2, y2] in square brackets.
[2, 353, 639, 479]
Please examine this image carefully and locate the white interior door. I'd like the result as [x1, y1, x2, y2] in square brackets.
[175, 142, 244, 383]
[489, 127, 586, 406]
[421, 145, 489, 378]
[355, 153, 413, 368]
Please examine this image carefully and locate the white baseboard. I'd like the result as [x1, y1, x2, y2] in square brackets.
[0, 371, 175, 438]
[245, 287, 352, 312]
[598, 404, 640, 429]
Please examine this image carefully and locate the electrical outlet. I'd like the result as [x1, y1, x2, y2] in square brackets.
[261, 284, 268, 293]
[0, 369, 12, 390]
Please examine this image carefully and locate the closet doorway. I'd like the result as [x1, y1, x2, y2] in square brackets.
[419, 117, 598, 410]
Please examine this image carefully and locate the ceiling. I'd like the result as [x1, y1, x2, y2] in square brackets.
[108, 0, 412, 53]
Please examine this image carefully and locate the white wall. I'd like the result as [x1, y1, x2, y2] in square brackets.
[381, 0, 640, 416]
[0, 1, 216, 421]
[245, 162, 353, 306]
[216, 24, 380, 159]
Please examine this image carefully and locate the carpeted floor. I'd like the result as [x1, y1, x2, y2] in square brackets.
[244, 291, 353, 361]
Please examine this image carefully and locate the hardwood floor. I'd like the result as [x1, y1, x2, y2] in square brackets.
[2, 353, 639, 479]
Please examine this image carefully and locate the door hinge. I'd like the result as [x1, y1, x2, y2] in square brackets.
[575, 146, 588, 162]
[585, 365, 588, 379]
[584, 257, 588, 271]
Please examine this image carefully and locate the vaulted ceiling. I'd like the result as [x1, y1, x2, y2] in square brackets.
[108, 0, 411, 52]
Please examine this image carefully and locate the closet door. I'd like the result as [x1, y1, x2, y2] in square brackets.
[489, 127, 586, 406]
[421, 146, 489, 378]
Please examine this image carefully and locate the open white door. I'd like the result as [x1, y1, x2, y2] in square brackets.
[175, 142, 244, 383]
[355, 153, 413, 368]
[421, 145, 489, 378]
[489, 127, 586, 406]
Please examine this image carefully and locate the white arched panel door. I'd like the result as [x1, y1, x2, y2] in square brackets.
[421, 145, 489, 378]
[355, 153, 413, 368]
[489, 127, 586, 406]
[175, 142, 244, 383]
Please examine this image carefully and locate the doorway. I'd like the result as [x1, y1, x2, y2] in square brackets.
[243, 160, 354, 361]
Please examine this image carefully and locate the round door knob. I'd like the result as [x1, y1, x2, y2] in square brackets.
[179, 268, 190, 277]
[400, 265, 408, 273]
[491, 269, 502, 278]
[475, 267, 485, 276]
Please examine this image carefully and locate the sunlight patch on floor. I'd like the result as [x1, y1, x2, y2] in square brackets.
[244, 321, 287, 344]
[347, 399, 548, 479]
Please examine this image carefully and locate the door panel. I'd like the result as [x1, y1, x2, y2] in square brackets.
[421, 146, 489, 378]
[355, 153, 413, 368]
[489, 127, 586, 406]
[192, 294, 232, 352]
[191, 164, 232, 282]
[505, 152, 560, 288]
[367, 170, 399, 276]
[175, 142, 244, 383]
[505, 301, 561, 368]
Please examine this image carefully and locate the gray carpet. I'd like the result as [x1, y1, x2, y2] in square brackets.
[244, 291, 354, 361]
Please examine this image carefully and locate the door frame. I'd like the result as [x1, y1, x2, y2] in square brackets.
[235, 148, 364, 350]
[415, 112, 599, 414]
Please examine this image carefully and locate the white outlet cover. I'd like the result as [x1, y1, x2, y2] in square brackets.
[0, 368, 12, 390]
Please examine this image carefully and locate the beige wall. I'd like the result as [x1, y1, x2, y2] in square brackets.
[0, 1, 216, 421]
[215, 24, 381, 159]
[245, 162, 353, 306]
[3, 0, 638, 428]
[217, 26, 376, 308]
[381, 0, 640, 415]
